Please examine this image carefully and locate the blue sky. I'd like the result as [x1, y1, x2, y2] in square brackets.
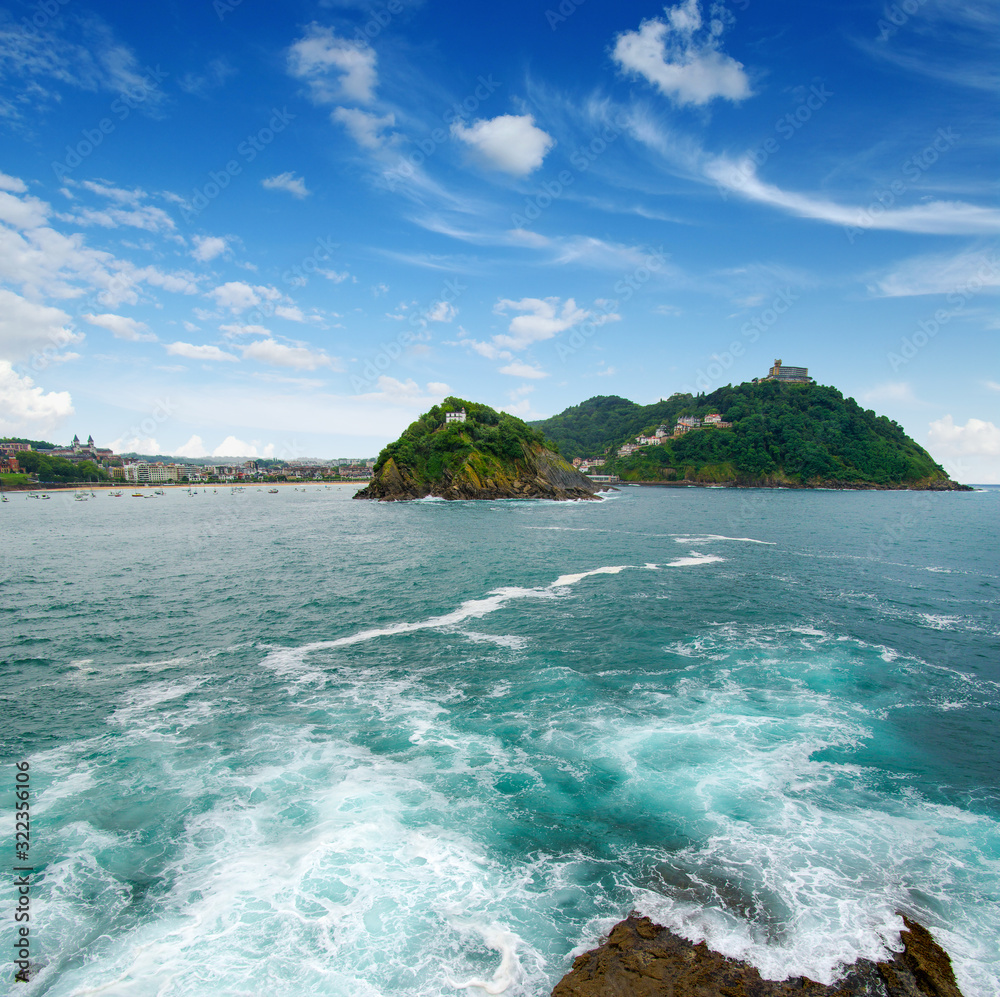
[1, 0, 998, 478]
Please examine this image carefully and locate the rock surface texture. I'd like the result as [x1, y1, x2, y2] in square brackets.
[551, 915, 965, 997]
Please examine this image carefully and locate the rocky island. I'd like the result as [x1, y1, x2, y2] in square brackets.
[552, 914, 965, 997]
[354, 398, 606, 501]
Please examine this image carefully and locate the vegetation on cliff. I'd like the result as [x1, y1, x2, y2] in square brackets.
[532, 381, 964, 489]
[357, 397, 599, 500]
[15, 451, 111, 483]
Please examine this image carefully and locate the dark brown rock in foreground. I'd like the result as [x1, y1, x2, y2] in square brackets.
[552, 915, 964, 997]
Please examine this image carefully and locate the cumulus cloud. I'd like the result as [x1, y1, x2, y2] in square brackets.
[212, 436, 275, 458]
[175, 434, 209, 458]
[287, 25, 377, 104]
[84, 312, 156, 342]
[207, 281, 281, 313]
[928, 414, 1000, 457]
[191, 235, 228, 262]
[0, 360, 74, 434]
[451, 115, 555, 176]
[242, 338, 338, 370]
[426, 300, 457, 322]
[612, 0, 751, 107]
[332, 107, 395, 149]
[0, 290, 81, 361]
[261, 172, 311, 199]
[110, 435, 161, 454]
[165, 341, 239, 362]
[492, 296, 590, 350]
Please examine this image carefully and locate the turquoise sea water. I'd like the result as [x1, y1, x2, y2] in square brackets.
[2, 484, 998, 996]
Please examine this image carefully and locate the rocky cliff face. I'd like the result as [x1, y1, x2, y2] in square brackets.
[354, 447, 607, 501]
[552, 915, 964, 997]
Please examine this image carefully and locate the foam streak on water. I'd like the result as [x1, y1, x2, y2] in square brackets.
[2, 485, 998, 996]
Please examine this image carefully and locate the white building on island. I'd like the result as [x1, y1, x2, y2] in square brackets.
[445, 408, 467, 423]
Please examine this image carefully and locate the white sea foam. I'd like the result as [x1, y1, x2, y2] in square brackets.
[663, 553, 726, 567]
[671, 533, 776, 544]
[445, 924, 523, 993]
[260, 565, 635, 672]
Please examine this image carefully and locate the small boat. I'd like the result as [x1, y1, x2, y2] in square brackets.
[132, 492, 144, 497]
[41, 494, 50, 500]
[268, 488, 279, 494]
[74, 492, 88, 501]
[154, 489, 165, 496]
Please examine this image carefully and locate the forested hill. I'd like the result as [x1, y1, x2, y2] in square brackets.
[531, 381, 967, 489]
[355, 397, 601, 500]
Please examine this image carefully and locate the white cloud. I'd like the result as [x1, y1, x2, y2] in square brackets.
[165, 341, 239, 362]
[427, 300, 457, 322]
[77, 180, 146, 206]
[706, 157, 1000, 236]
[207, 281, 281, 313]
[492, 296, 590, 350]
[451, 115, 555, 176]
[287, 25, 377, 104]
[427, 381, 451, 395]
[928, 414, 1000, 457]
[0, 189, 50, 228]
[84, 312, 156, 342]
[499, 360, 549, 379]
[332, 106, 395, 149]
[274, 304, 306, 322]
[242, 338, 338, 370]
[212, 436, 275, 458]
[985, 381, 1000, 392]
[0, 172, 28, 193]
[191, 235, 228, 262]
[110, 435, 161, 454]
[261, 172, 311, 199]
[320, 268, 351, 283]
[869, 249, 1000, 297]
[61, 204, 176, 233]
[175, 434, 208, 458]
[456, 337, 512, 361]
[612, 0, 751, 107]
[0, 290, 81, 361]
[0, 360, 74, 434]
[220, 323, 271, 339]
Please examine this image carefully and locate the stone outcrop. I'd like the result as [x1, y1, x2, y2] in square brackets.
[552, 915, 964, 997]
[354, 449, 608, 502]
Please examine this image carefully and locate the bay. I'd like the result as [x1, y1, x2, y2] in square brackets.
[2, 484, 998, 996]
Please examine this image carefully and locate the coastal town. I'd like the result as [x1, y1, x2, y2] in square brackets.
[0, 434, 376, 486]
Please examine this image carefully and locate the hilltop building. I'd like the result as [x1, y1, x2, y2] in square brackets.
[445, 408, 467, 423]
[761, 360, 813, 383]
[41, 434, 116, 463]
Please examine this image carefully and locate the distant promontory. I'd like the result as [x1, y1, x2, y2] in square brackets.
[354, 398, 605, 501]
[532, 380, 970, 490]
